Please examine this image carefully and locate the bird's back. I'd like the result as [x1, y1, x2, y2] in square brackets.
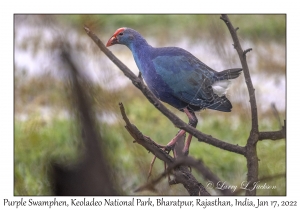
[115, 29, 242, 112]
[140, 46, 240, 112]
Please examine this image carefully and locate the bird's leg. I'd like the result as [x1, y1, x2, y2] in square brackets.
[182, 108, 198, 156]
[165, 108, 198, 154]
[147, 109, 197, 180]
[183, 134, 193, 156]
[147, 155, 157, 181]
[165, 130, 186, 152]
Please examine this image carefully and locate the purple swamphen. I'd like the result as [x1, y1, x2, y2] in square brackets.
[106, 27, 242, 155]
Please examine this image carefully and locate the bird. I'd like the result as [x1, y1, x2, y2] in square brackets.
[106, 27, 242, 156]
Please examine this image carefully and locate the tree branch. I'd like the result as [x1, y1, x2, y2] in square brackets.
[221, 14, 260, 195]
[219, 14, 287, 195]
[119, 103, 210, 195]
[171, 156, 234, 195]
[220, 15, 258, 133]
[84, 26, 245, 156]
[259, 131, 285, 141]
[259, 113, 286, 141]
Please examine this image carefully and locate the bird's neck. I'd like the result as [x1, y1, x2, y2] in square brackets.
[127, 36, 151, 52]
[128, 39, 153, 75]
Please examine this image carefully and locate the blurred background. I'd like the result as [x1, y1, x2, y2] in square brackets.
[14, 14, 286, 195]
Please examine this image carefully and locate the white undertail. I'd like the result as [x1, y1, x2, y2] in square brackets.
[211, 80, 232, 97]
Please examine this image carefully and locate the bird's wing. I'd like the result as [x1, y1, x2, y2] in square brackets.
[152, 55, 216, 107]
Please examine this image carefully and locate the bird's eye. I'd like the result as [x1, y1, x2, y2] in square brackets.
[119, 32, 124, 36]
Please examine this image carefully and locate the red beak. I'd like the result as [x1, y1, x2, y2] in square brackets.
[106, 35, 117, 47]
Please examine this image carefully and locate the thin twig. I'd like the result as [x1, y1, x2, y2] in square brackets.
[243, 48, 253, 56]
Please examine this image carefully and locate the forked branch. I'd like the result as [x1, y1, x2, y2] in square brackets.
[119, 103, 210, 195]
[220, 14, 285, 196]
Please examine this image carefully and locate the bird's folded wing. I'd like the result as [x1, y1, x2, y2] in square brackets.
[152, 55, 215, 105]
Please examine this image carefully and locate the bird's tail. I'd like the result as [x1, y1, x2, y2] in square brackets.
[215, 68, 243, 80]
[206, 95, 233, 112]
[211, 68, 242, 97]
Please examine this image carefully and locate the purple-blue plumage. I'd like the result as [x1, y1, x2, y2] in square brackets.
[106, 27, 242, 113]
[106, 27, 242, 155]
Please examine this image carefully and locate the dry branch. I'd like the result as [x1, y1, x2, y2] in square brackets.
[220, 14, 286, 195]
[221, 14, 259, 196]
[168, 156, 234, 195]
[119, 103, 210, 195]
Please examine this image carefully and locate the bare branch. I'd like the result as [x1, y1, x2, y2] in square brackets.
[221, 14, 259, 196]
[171, 156, 234, 195]
[138, 154, 234, 195]
[243, 48, 253, 56]
[119, 103, 210, 195]
[259, 131, 285, 141]
[220, 15, 258, 133]
[259, 105, 285, 141]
